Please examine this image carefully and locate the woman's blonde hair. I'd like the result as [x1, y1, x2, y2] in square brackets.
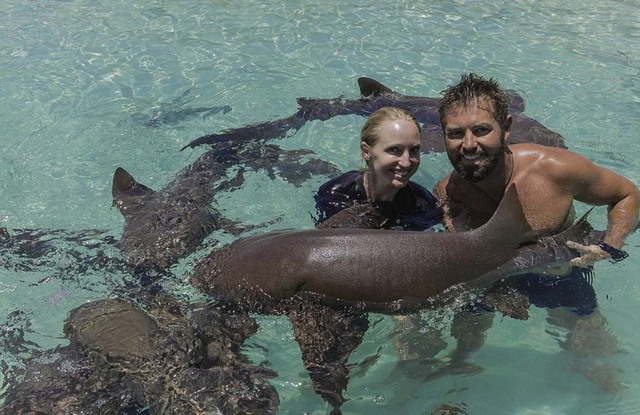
[361, 106, 421, 146]
[360, 107, 421, 166]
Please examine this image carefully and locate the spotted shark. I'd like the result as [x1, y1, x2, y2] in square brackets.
[181, 77, 566, 153]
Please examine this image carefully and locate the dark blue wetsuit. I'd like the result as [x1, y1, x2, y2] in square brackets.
[314, 170, 443, 231]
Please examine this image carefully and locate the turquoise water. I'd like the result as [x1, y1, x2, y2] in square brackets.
[1, 0, 639, 414]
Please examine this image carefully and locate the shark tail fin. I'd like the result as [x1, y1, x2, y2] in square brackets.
[112, 167, 155, 213]
[484, 183, 536, 247]
[357, 77, 394, 97]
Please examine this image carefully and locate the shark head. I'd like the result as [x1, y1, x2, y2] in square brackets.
[112, 167, 217, 271]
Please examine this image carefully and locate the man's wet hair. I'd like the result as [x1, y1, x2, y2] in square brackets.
[438, 73, 510, 132]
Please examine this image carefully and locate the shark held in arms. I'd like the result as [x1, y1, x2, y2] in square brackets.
[190, 184, 535, 311]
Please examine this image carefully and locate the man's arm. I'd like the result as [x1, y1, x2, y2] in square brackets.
[551, 149, 640, 264]
[562, 153, 639, 248]
[578, 168, 639, 249]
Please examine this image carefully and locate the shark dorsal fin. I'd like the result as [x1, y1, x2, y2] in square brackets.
[545, 206, 596, 245]
[484, 183, 536, 247]
[112, 167, 155, 212]
[575, 207, 595, 224]
[358, 77, 394, 97]
[113, 167, 137, 192]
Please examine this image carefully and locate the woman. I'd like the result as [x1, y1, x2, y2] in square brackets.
[314, 106, 442, 230]
[313, 106, 446, 365]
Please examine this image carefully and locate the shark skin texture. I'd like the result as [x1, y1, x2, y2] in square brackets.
[190, 184, 536, 308]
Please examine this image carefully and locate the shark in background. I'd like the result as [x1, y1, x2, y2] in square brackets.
[111, 140, 340, 272]
[119, 85, 232, 128]
[1, 286, 280, 415]
[180, 77, 566, 153]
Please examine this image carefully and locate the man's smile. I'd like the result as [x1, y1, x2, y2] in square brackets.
[461, 152, 484, 162]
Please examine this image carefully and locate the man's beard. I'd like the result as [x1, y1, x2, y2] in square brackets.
[450, 139, 506, 183]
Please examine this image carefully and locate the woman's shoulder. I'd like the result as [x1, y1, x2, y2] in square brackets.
[314, 171, 367, 225]
[317, 170, 363, 195]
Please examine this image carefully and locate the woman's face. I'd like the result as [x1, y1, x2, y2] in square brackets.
[361, 119, 421, 190]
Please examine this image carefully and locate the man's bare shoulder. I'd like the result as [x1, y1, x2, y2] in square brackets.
[510, 143, 596, 178]
[510, 143, 588, 162]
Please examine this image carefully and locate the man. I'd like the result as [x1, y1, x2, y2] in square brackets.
[434, 73, 639, 265]
[431, 72, 640, 392]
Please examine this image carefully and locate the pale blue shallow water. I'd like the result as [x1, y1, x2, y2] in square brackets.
[1, 1, 639, 414]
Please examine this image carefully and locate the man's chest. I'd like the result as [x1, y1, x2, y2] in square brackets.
[448, 185, 575, 235]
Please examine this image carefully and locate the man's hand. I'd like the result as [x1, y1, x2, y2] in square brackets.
[566, 241, 611, 267]
[567, 241, 630, 266]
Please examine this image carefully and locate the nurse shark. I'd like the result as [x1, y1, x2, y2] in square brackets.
[191, 185, 535, 309]
[1, 291, 279, 415]
[111, 141, 339, 271]
[189, 198, 607, 413]
[181, 76, 565, 153]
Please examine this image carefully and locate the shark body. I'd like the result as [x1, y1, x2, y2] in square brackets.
[181, 77, 565, 153]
